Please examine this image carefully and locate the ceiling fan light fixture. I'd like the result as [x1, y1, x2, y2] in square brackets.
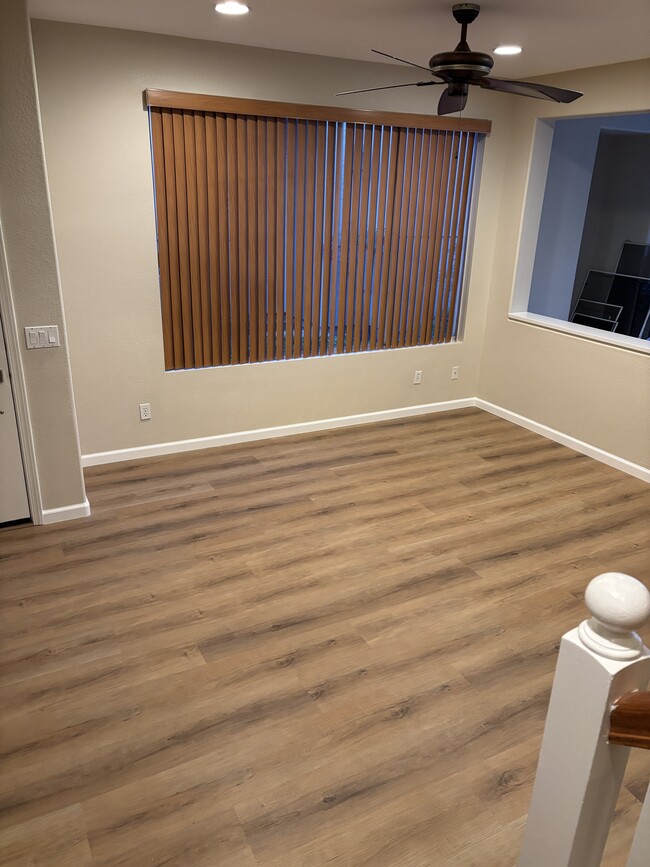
[214, 1, 250, 15]
[494, 45, 522, 55]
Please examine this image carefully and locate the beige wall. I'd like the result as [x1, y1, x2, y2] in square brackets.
[30, 21, 512, 456]
[29, 21, 649, 471]
[0, 0, 85, 512]
[479, 60, 650, 469]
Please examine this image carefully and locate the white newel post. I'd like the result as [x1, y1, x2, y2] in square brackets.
[628, 787, 650, 867]
[518, 573, 650, 867]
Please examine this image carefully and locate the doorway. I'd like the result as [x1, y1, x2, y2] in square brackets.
[0, 311, 30, 524]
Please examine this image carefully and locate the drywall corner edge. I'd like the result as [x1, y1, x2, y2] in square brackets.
[510, 116, 555, 315]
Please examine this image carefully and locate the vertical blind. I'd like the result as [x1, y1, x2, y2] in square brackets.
[146, 91, 489, 370]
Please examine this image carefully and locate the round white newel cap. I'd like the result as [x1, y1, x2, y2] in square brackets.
[579, 573, 650, 660]
[586, 573, 650, 631]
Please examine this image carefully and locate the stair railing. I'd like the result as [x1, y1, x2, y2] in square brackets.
[519, 572, 650, 867]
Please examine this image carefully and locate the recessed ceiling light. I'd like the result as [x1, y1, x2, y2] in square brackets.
[494, 45, 523, 55]
[215, 1, 250, 15]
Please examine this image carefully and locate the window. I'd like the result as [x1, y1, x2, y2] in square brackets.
[146, 90, 489, 370]
[513, 111, 650, 350]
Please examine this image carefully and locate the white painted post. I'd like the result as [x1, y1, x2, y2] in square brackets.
[627, 784, 650, 867]
[518, 573, 650, 867]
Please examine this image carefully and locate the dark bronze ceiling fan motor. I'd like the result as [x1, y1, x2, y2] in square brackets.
[429, 4, 494, 82]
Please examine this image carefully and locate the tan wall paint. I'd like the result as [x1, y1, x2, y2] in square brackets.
[479, 59, 650, 469]
[0, 0, 86, 511]
[30, 21, 513, 456]
[28, 22, 649, 471]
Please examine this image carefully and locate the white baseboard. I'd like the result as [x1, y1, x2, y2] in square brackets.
[475, 399, 650, 484]
[80, 397, 649, 484]
[81, 398, 476, 467]
[41, 498, 91, 524]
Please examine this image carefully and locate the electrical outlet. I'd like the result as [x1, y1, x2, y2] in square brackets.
[413, 370, 422, 385]
[139, 403, 152, 421]
[451, 366, 459, 380]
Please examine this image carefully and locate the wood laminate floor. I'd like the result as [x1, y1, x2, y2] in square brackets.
[1, 408, 649, 866]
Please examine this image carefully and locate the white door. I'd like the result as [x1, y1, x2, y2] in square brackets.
[0, 317, 30, 523]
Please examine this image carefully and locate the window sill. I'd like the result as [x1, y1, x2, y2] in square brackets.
[508, 312, 650, 355]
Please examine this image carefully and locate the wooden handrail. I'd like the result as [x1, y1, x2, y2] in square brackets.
[609, 691, 650, 749]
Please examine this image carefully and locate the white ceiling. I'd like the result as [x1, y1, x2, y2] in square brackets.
[29, 0, 650, 80]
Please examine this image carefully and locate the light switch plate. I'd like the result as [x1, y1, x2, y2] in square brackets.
[24, 325, 60, 349]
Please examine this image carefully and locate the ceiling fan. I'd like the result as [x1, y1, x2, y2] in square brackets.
[336, 3, 583, 116]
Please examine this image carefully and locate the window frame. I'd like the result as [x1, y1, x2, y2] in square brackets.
[509, 114, 650, 356]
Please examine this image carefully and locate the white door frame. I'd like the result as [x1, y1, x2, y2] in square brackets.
[0, 221, 44, 524]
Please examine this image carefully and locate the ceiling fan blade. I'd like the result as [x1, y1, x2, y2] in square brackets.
[477, 77, 583, 103]
[371, 49, 433, 74]
[437, 86, 468, 116]
[336, 81, 439, 96]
